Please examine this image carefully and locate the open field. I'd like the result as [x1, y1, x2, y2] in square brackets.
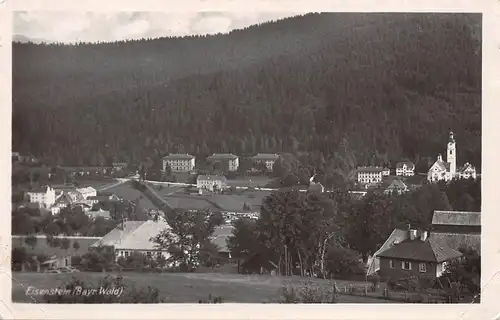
[12, 235, 100, 257]
[12, 272, 392, 303]
[226, 176, 273, 188]
[75, 180, 117, 190]
[105, 183, 159, 211]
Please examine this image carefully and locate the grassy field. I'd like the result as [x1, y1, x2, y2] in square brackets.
[11, 272, 393, 303]
[226, 176, 273, 188]
[12, 235, 99, 257]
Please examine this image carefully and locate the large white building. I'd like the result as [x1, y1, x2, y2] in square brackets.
[357, 167, 384, 184]
[25, 186, 56, 209]
[427, 131, 477, 183]
[76, 186, 97, 199]
[395, 162, 415, 177]
[251, 153, 280, 171]
[196, 175, 228, 192]
[163, 153, 196, 173]
[206, 153, 239, 172]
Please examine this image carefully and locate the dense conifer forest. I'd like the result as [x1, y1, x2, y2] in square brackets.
[12, 13, 481, 178]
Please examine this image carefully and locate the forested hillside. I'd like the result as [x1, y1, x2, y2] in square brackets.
[12, 13, 481, 177]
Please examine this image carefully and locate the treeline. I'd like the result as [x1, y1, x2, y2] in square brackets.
[13, 13, 481, 178]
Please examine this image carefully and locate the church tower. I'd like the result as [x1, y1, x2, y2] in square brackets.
[447, 131, 456, 175]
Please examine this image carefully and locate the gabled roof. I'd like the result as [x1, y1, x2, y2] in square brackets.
[386, 179, 408, 190]
[206, 153, 238, 160]
[377, 238, 462, 263]
[366, 228, 408, 275]
[251, 153, 280, 161]
[396, 162, 415, 170]
[430, 159, 450, 172]
[432, 210, 481, 226]
[457, 162, 476, 173]
[357, 166, 384, 173]
[163, 153, 195, 160]
[91, 220, 170, 250]
[27, 185, 52, 194]
[429, 232, 481, 252]
[76, 187, 97, 194]
[197, 175, 227, 182]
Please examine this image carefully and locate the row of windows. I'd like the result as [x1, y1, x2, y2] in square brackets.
[389, 260, 427, 272]
[119, 250, 162, 258]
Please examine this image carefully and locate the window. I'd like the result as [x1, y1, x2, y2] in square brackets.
[419, 263, 427, 273]
[146, 251, 152, 258]
[124, 251, 129, 257]
[401, 261, 411, 270]
[389, 260, 394, 268]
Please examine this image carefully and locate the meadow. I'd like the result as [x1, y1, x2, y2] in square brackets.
[11, 272, 391, 303]
[105, 183, 158, 211]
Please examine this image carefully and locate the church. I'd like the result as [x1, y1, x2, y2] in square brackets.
[427, 131, 477, 183]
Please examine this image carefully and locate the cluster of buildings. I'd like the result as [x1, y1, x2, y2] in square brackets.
[23, 184, 115, 220]
[355, 131, 477, 195]
[162, 153, 280, 173]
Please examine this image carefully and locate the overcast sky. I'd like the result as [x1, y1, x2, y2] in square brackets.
[13, 11, 300, 43]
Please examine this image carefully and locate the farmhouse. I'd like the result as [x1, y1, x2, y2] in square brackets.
[76, 186, 97, 199]
[197, 175, 228, 192]
[91, 220, 171, 261]
[206, 153, 239, 172]
[356, 167, 384, 184]
[25, 185, 56, 209]
[366, 228, 409, 276]
[430, 210, 481, 252]
[396, 161, 415, 176]
[163, 153, 196, 172]
[377, 230, 462, 281]
[251, 153, 280, 171]
[382, 167, 390, 176]
[383, 179, 409, 195]
[427, 131, 477, 183]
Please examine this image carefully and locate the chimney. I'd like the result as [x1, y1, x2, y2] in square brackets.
[420, 231, 428, 241]
[409, 229, 417, 240]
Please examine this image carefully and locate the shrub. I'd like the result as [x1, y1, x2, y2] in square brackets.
[278, 282, 339, 303]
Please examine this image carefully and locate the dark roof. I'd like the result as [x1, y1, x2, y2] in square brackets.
[163, 153, 195, 160]
[357, 166, 384, 173]
[432, 211, 481, 226]
[457, 162, 476, 173]
[396, 162, 415, 170]
[27, 185, 51, 193]
[377, 238, 462, 263]
[386, 179, 407, 190]
[206, 153, 238, 160]
[429, 232, 481, 252]
[251, 153, 280, 161]
[197, 175, 227, 182]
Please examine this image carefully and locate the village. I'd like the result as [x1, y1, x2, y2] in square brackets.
[11, 130, 481, 303]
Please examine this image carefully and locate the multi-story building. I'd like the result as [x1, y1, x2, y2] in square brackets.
[196, 175, 228, 192]
[251, 153, 280, 171]
[76, 186, 97, 199]
[163, 154, 196, 173]
[396, 162, 415, 176]
[357, 167, 384, 184]
[25, 186, 56, 209]
[206, 153, 239, 172]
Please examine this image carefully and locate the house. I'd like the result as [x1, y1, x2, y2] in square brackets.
[382, 168, 391, 176]
[377, 230, 463, 281]
[427, 131, 477, 183]
[366, 228, 409, 276]
[196, 175, 228, 192]
[41, 255, 72, 269]
[356, 167, 384, 184]
[112, 162, 128, 171]
[206, 153, 239, 172]
[76, 186, 97, 199]
[251, 153, 280, 171]
[86, 209, 112, 220]
[240, 253, 278, 275]
[384, 179, 409, 195]
[162, 153, 196, 173]
[88, 194, 120, 205]
[91, 220, 171, 261]
[67, 190, 84, 203]
[430, 210, 481, 252]
[209, 224, 234, 260]
[396, 162, 415, 176]
[25, 186, 56, 209]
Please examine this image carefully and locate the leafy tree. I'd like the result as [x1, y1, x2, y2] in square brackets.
[81, 245, 116, 272]
[73, 241, 80, 251]
[60, 237, 70, 251]
[12, 212, 35, 235]
[227, 218, 260, 258]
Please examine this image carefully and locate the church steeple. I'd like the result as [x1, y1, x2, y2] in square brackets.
[447, 130, 456, 175]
